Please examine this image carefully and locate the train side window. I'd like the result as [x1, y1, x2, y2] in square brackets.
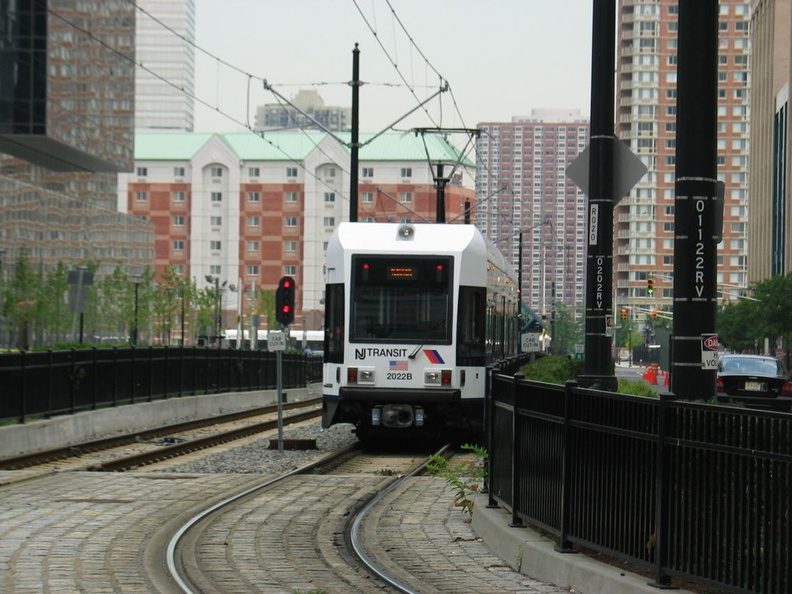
[324, 283, 345, 363]
[457, 286, 486, 366]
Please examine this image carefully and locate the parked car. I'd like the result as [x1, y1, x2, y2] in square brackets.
[716, 354, 792, 412]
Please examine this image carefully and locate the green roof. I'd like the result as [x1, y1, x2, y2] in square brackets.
[134, 133, 214, 160]
[134, 130, 474, 167]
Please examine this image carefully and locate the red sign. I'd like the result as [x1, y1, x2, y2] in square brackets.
[702, 334, 719, 350]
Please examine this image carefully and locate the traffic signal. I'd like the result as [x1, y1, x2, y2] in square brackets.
[647, 277, 655, 297]
[276, 276, 295, 326]
[620, 308, 628, 320]
[652, 309, 658, 320]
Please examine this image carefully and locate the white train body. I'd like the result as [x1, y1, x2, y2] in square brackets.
[322, 222, 518, 438]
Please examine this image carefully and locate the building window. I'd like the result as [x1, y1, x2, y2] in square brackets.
[211, 216, 222, 227]
[362, 192, 373, 203]
[324, 166, 336, 178]
[401, 167, 412, 178]
[135, 191, 148, 201]
[286, 167, 298, 178]
[172, 191, 185, 202]
[285, 265, 297, 276]
[248, 167, 260, 177]
[286, 216, 298, 227]
[211, 192, 222, 202]
[173, 215, 185, 226]
[324, 192, 336, 203]
[324, 217, 335, 227]
[285, 241, 298, 252]
[173, 240, 185, 250]
[210, 166, 223, 177]
[210, 265, 221, 276]
[173, 166, 185, 177]
[136, 167, 147, 177]
[247, 265, 259, 275]
[210, 240, 222, 251]
[248, 215, 260, 227]
[362, 167, 374, 177]
[285, 191, 298, 202]
[399, 192, 412, 203]
[248, 191, 260, 202]
[247, 240, 259, 252]
[173, 265, 185, 275]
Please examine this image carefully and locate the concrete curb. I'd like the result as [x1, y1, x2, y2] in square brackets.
[0, 385, 319, 460]
[472, 494, 693, 594]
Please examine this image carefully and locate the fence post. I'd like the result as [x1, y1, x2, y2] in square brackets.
[112, 347, 118, 407]
[69, 348, 77, 415]
[130, 346, 136, 404]
[18, 350, 27, 424]
[91, 347, 98, 410]
[650, 393, 675, 588]
[147, 346, 154, 402]
[486, 365, 499, 509]
[556, 379, 577, 553]
[510, 371, 526, 528]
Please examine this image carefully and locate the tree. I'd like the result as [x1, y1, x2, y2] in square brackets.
[718, 297, 761, 353]
[748, 274, 792, 367]
[549, 302, 583, 355]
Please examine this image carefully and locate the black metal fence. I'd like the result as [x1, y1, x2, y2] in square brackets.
[0, 347, 324, 423]
[488, 372, 791, 593]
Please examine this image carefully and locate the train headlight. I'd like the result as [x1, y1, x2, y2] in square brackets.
[397, 224, 415, 240]
[424, 370, 441, 385]
[358, 368, 375, 384]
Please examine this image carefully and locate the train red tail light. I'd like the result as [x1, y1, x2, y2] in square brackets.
[441, 369, 452, 385]
[347, 367, 358, 384]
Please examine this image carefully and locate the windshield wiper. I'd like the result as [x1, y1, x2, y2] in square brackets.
[408, 318, 445, 359]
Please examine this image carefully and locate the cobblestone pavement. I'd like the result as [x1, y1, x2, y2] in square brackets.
[0, 471, 567, 593]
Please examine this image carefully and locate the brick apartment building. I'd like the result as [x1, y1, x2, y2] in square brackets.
[118, 131, 475, 332]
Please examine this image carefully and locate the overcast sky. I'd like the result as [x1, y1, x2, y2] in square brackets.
[192, 0, 594, 134]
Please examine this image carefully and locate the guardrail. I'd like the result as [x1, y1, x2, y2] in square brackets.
[487, 372, 791, 592]
[0, 347, 323, 423]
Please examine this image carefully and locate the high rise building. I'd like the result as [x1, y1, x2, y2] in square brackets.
[615, 1, 751, 317]
[134, 0, 196, 131]
[0, 0, 154, 347]
[748, 0, 792, 283]
[255, 90, 351, 132]
[475, 110, 589, 320]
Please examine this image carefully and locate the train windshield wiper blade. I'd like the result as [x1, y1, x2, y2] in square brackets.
[408, 318, 445, 359]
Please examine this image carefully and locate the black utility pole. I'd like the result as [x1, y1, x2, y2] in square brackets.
[671, 1, 719, 398]
[350, 43, 360, 223]
[435, 163, 447, 223]
[579, 0, 617, 390]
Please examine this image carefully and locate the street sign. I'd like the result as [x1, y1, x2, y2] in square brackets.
[605, 314, 613, 337]
[701, 333, 719, 370]
[521, 332, 541, 353]
[566, 139, 648, 201]
[268, 330, 287, 351]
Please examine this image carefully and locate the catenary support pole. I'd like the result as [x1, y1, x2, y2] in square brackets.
[350, 43, 360, 223]
[671, 0, 719, 398]
[579, 0, 617, 390]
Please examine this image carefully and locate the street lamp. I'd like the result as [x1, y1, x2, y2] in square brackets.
[131, 274, 142, 346]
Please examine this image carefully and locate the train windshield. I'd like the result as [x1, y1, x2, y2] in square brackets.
[350, 255, 452, 343]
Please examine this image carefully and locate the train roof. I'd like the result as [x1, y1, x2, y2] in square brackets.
[327, 222, 517, 286]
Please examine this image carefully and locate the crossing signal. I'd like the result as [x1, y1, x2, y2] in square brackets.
[276, 276, 295, 326]
[620, 308, 628, 320]
[652, 309, 658, 320]
[647, 277, 655, 297]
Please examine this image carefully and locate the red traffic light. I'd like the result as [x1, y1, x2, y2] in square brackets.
[276, 276, 296, 326]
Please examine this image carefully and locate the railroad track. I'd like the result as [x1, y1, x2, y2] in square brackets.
[163, 442, 452, 594]
[0, 397, 323, 472]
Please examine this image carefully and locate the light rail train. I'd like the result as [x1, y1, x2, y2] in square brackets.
[322, 222, 520, 440]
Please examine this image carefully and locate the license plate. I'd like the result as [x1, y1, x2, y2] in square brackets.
[744, 381, 763, 391]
